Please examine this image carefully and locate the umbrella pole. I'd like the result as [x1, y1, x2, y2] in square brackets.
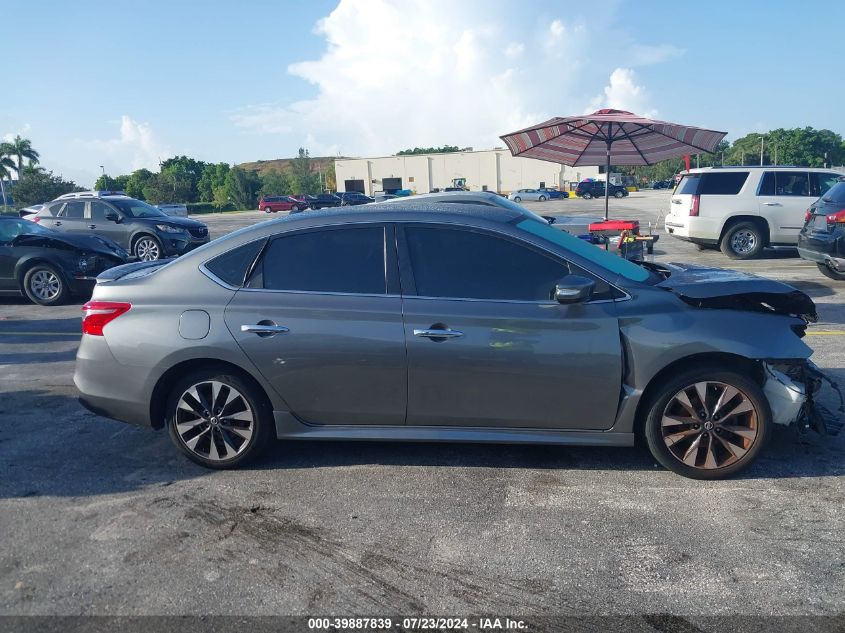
[604, 139, 611, 221]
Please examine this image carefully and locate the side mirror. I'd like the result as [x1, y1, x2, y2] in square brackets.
[105, 211, 120, 222]
[554, 275, 595, 304]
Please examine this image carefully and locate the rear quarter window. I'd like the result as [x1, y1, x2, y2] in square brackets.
[204, 239, 265, 287]
[699, 172, 748, 195]
[675, 175, 701, 194]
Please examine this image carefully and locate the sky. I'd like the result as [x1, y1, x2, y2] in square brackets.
[4, 0, 845, 187]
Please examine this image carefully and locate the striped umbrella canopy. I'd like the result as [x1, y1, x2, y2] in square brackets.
[500, 109, 727, 219]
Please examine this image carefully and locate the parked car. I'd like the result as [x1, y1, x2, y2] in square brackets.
[798, 176, 845, 280]
[74, 202, 836, 479]
[156, 203, 188, 217]
[508, 189, 548, 202]
[339, 192, 375, 205]
[651, 180, 672, 190]
[538, 187, 569, 199]
[0, 216, 128, 305]
[18, 204, 44, 220]
[306, 193, 342, 209]
[575, 181, 629, 199]
[664, 167, 843, 259]
[33, 192, 210, 262]
[258, 196, 306, 213]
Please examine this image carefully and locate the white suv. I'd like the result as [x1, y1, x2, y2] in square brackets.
[664, 167, 843, 259]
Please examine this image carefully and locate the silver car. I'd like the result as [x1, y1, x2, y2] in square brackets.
[74, 204, 839, 479]
[507, 189, 548, 202]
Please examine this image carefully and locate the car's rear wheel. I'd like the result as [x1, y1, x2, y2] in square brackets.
[816, 263, 845, 281]
[539, 195, 547, 201]
[614, 190, 625, 198]
[582, 192, 592, 199]
[720, 221, 765, 259]
[644, 367, 770, 479]
[23, 264, 69, 306]
[264, 207, 273, 213]
[166, 370, 275, 469]
[133, 235, 162, 261]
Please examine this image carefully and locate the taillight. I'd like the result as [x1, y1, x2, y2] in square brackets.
[689, 194, 700, 217]
[32, 217, 41, 223]
[82, 301, 131, 336]
[805, 209, 813, 223]
[826, 209, 845, 224]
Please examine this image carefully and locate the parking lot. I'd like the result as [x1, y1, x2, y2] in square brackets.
[1, 190, 843, 619]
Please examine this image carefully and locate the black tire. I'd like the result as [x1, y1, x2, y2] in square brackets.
[166, 369, 275, 469]
[133, 234, 163, 261]
[22, 263, 69, 306]
[264, 207, 273, 213]
[539, 195, 547, 201]
[720, 221, 765, 259]
[643, 366, 770, 480]
[513, 196, 521, 202]
[614, 190, 625, 198]
[816, 263, 845, 281]
[581, 192, 592, 200]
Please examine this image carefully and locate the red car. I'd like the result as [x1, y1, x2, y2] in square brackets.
[258, 196, 306, 213]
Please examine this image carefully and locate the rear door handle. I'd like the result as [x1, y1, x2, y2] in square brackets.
[54, 221, 62, 226]
[88, 224, 97, 229]
[240, 324, 289, 336]
[414, 328, 464, 339]
[762, 202, 781, 206]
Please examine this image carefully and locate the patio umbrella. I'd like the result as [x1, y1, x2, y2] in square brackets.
[500, 109, 727, 220]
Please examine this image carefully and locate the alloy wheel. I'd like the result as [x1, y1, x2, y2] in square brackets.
[135, 237, 160, 261]
[174, 380, 255, 462]
[730, 230, 757, 255]
[29, 270, 61, 301]
[660, 381, 759, 470]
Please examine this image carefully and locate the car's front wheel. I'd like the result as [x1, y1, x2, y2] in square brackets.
[539, 195, 547, 201]
[614, 190, 625, 198]
[720, 221, 765, 259]
[816, 263, 845, 281]
[264, 207, 273, 213]
[23, 264, 69, 306]
[644, 367, 770, 479]
[133, 235, 163, 261]
[166, 369, 275, 469]
[513, 196, 521, 202]
[581, 192, 592, 199]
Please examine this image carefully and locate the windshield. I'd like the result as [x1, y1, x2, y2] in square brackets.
[491, 196, 551, 224]
[516, 218, 651, 283]
[110, 199, 166, 218]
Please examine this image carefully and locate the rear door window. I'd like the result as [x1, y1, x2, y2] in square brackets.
[775, 172, 810, 196]
[60, 201, 85, 218]
[256, 226, 386, 294]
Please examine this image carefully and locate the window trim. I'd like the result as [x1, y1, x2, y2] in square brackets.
[396, 221, 628, 305]
[58, 200, 88, 219]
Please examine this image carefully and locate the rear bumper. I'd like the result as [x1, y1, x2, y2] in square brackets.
[797, 230, 845, 269]
[664, 213, 721, 244]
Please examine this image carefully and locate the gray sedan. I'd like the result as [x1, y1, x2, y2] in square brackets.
[74, 203, 838, 479]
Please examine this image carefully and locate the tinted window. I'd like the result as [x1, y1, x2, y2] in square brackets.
[759, 172, 775, 196]
[822, 181, 845, 204]
[90, 201, 115, 221]
[675, 175, 701, 194]
[699, 172, 748, 195]
[39, 202, 64, 217]
[110, 199, 165, 218]
[812, 173, 842, 197]
[259, 227, 385, 294]
[61, 201, 85, 219]
[775, 172, 810, 196]
[205, 239, 264, 287]
[405, 226, 572, 301]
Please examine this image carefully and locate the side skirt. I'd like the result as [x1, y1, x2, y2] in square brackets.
[273, 411, 634, 447]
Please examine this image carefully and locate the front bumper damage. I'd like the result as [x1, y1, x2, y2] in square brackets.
[763, 361, 844, 435]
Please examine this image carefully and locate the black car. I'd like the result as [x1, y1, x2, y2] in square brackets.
[0, 216, 129, 305]
[575, 181, 629, 199]
[307, 193, 342, 210]
[339, 192, 375, 206]
[33, 193, 210, 261]
[797, 176, 845, 281]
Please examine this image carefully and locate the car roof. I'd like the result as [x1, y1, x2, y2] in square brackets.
[684, 166, 843, 174]
[270, 202, 524, 227]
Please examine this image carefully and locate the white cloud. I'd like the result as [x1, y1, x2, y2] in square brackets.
[87, 115, 168, 172]
[588, 68, 657, 117]
[231, 0, 673, 156]
[629, 43, 684, 66]
[2, 123, 32, 143]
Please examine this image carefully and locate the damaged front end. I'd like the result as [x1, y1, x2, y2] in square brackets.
[763, 361, 844, 436]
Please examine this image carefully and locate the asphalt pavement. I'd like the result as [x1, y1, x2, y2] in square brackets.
[1, 190, 843, 620]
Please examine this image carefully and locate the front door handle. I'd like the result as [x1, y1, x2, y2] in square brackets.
[414, 328, 464, 340]
[241, 324, 290, 337]
[54, 221, 62, 226]
[88, 224, 97, 229]
[762, 202, 781, 206]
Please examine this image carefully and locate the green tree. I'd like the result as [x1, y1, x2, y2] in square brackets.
[142, 172, 192, 204]
[197, 163, 230, 202]
[224, 167, 261, 209]
[93, 174, 130, 191]
[160, 155, 207, 202]
[259, 169, 293, 197]
[324, 161, 337, 192]
[396, 145, 464, 155]
[8, 165, 82, 208]
[289, 148, 320, 194]
[212, 184, 229, 209]
[124, 168, 154, 199]
[0, 135, 40, 183]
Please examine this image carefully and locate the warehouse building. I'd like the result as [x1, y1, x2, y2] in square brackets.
[334, 149, 601, 195]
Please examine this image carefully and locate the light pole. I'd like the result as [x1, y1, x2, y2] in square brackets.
[99, 165, 106, 190]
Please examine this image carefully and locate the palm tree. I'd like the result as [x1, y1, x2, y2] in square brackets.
[0, 154, 14, 207]
[1, 135, 40, 183]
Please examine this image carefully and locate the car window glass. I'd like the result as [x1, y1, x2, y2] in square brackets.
[699, 172, 748, 195]
[405, 226, 571, 301]
[205, 239, 265, 287]
[259, 227, 386, 294]
[821, 181, 845, 204]
[61, 201, 85, 219]
[775, 172, 810, 196]
[812, 173, 841, 197]
[90, 201, 115, 221]
[758, 172, 775, 196]
[675, 175, 701, 194]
